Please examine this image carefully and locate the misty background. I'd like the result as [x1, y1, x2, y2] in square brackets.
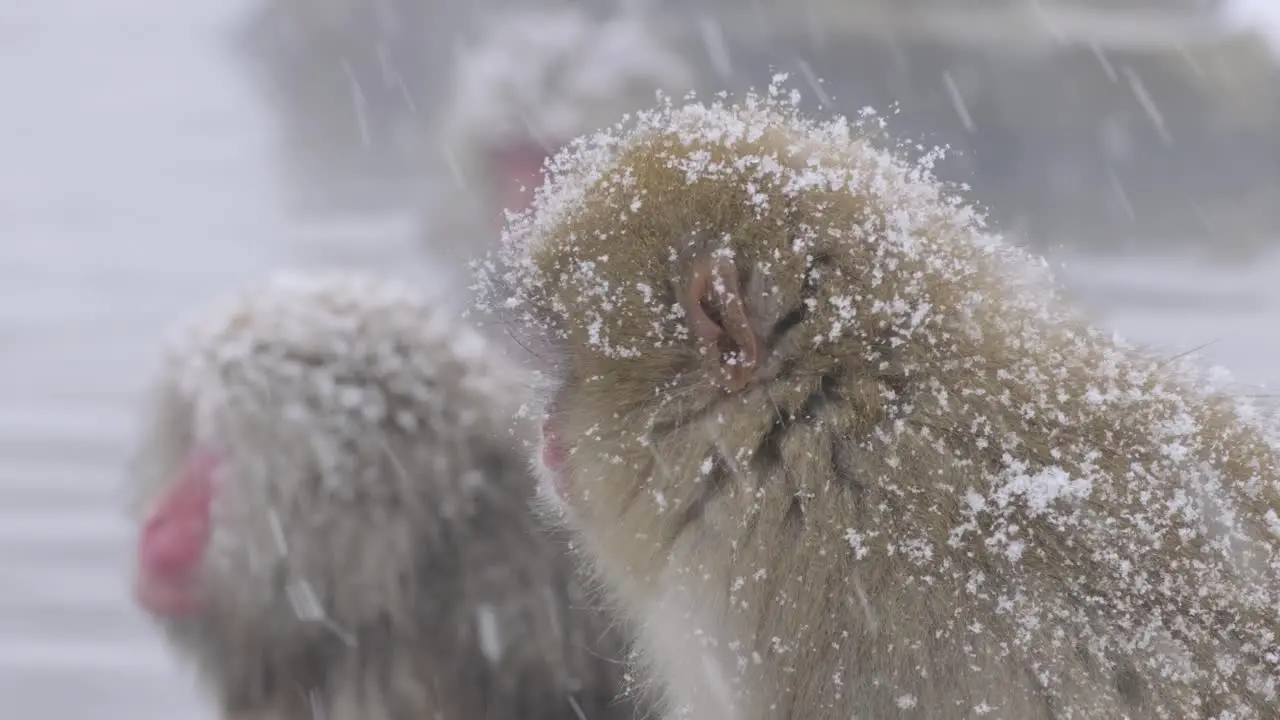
[1, 0, 1278, 716]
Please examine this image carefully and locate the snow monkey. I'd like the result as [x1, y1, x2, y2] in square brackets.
[126, 271, 645, 720]
[473, 85, 1280, 719]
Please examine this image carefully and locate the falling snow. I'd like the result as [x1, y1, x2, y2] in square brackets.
[440, 6, 696, 153]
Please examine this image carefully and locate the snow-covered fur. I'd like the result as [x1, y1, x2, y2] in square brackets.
[476, 82, 1280, 718]
[127, 271, 643, 720]
[419, 5, 697, 282]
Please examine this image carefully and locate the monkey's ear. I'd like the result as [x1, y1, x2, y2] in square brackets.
[681, 255, 761, 391]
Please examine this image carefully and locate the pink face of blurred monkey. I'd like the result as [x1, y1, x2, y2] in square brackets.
[424, 6, 697, 271]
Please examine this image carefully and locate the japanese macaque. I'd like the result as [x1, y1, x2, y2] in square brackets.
[473, 86, 1280, 719]
[420, 4, 697, 277]
[127, 271, 645, 720]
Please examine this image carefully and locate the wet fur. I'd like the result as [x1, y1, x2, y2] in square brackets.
[127, 272, 643, 720]
[479, 96, 1280, 718]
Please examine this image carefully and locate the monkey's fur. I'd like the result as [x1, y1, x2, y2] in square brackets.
[475, 89, 1280, 719]
[127, 271, 643, 720]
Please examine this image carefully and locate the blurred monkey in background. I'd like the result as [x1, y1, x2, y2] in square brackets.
[419, 4, 698, 278]
[128, 271, 645, 720]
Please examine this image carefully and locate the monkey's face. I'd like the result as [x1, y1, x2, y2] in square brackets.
[495, 116, 835, 492]
[131, 385, 336, 634]
[480, 97, 989, 584]
[130, 360, 438, 651]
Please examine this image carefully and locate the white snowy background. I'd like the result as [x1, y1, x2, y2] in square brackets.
[0, 0, 430, 715]
[0, 0, 1277, 717]
[1221, 0, 1280, 57]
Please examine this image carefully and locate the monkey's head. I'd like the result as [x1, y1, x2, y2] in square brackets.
[475, 86, 1061, 597]
[129, 271, 524, 660]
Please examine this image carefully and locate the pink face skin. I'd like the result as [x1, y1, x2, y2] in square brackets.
[490, 144, 553, 223]
[536, 392, 575, 508]
[134, 448, 219, 618]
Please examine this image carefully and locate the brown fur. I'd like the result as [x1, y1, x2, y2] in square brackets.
[127, 271, 644, 720]
[476, 91, 1280, 719]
